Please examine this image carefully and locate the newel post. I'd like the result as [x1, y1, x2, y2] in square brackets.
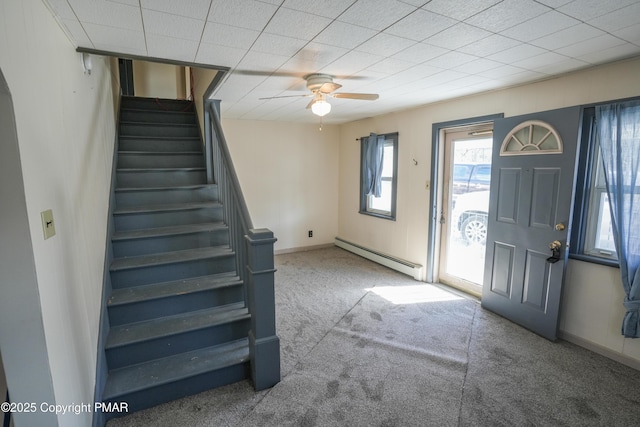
[246, 228, 280, 390]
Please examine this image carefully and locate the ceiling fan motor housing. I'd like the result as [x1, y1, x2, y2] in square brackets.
[305, 74, 338, 92]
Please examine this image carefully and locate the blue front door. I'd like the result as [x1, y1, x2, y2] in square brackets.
[481, 106, 581, 340]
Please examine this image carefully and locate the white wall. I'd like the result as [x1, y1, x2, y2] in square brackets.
[338, 57, 640, 365]
[221, 119, 340, 252]
[0, 0, 116, 425]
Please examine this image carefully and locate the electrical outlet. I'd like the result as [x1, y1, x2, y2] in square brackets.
[308, 230, 313, 238]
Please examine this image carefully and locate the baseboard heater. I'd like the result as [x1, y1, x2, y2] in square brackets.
[335, 237, 423, 281]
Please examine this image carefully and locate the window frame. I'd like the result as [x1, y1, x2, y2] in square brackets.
[570, 106, 620, 267]
[359, 132, 398, 220]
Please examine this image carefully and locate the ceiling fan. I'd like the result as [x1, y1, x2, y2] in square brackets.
[259, 74, 379, 117]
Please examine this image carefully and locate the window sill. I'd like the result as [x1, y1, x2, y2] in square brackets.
[359, 209, 396, 221]
[568, 253, 619, 268]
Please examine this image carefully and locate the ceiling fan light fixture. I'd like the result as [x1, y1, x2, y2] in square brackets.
[311, 98, 331, 117]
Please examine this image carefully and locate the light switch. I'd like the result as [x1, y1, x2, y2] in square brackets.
[41, 209, 56, 240]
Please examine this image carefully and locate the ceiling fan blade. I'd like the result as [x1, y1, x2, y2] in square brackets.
[331, 93, 379, 100]
[318, 82, 342, 93]
[305, 98, 316, 109]
[259, 94, 312, 100]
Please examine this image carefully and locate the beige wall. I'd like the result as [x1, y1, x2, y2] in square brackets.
[133, 60, 186, 99]
[0, 0, 117, 425]
[191, 67, 219, 137]
[221, 119, 340, 252]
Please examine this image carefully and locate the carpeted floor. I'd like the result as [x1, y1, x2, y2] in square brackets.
[107, 246, 640, 426]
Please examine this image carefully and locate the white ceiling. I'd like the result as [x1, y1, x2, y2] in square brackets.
[45, 0, 640, 124]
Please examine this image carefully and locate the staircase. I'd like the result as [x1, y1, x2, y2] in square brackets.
[101, 97, 252, 418]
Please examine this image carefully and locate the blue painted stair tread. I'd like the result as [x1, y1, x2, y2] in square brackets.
[102, 338, 249, 400]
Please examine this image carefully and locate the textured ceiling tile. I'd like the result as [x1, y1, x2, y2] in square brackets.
[425, 23, 492, 50]
[558, 0, 637, 22]
[284, 42, 350, 72]
[465, 0, 551, 33]
[419, 70, 468, 87]
[201, 22, 260, 49]
[68, 0, 142, 31]
[426, 51, 478, 69]
[208, 0, 277, 30]
[338, 0, 417, 31]
[60, 19, 93, 47]
[500, 11, 581, 42]
[613, 23, 640, 44]
[451, 58, 503, 74]
[457, 34, 521, 57]
[195, 42, 246, 67]
[251, 33, 308, 56]
[422, 0, 501, 21]
[487, 43, 547, 63]
[107, 0, 139, 6]
[587, 2, 640, 32]
[282, 0, 355, 19]
[313, 21, 377, 49]
[356, 33, 416, 57]
[529, 23, 605, 50]
[534, 0, 573, 7]
[366, 57, 415, 75]
[82, 22, 146, 50]
[477, 64, 528, 78]
[511, 51, 570, 70]
[389, 63, 442, 82]
[146, 34, 199, 62]
[140, 0, 212, 20]
[142, 9, 205, 41]
[385, 9, 457, 41]
[535, 57, 590, 74]
[46, 0, 77, 19]
[555, 34, 631, 58]
[392, 42, 448, 63]
[321, 50, 385, 76]
[235, 50, 291, 73]
[576, 43, 640, 64]
[264, 8, 332, 40]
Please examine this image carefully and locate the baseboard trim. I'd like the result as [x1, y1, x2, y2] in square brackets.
[274, 243, 334, 255]
[334, 237, 423, 281]
[558, 330, 640, 371]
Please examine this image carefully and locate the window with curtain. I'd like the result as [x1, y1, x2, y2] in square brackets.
[359, 132, 398, 220]
[572, 107, 620, 265]
[573, 99, 640, 337]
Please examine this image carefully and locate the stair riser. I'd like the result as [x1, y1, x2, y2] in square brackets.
[121, 98, 194, 112]
[118, 153, 205, 169]
[120, 123, 199, 138]
[116, 169, 207, 187]
[106, 318, 250, 369]
[114, 208, 223, 231]
[115, 186, 218, 207]
[103, 362, 249, 422]
[113, 229, 229, 257]
[111, 256, 236, 288]
[120, 110, 196, 125]
[119, 137, 202, 152]
[108, 285, 244, 326]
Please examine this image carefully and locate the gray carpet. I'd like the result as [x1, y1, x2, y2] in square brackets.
[107, 247, 640, 426]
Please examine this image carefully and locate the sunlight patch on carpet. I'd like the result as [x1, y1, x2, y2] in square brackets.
[367, 285, 464, 305]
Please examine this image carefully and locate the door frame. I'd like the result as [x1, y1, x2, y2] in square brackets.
[426, 114, 503, 284]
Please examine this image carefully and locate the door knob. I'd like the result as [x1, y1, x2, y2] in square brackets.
[547, 240, 562, 264]
[555, 223, 565, 231]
